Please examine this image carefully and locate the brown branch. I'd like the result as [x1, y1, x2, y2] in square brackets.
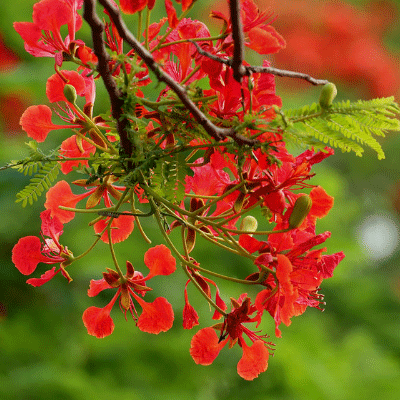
[229, 0, 246, 83]
[97, 0, 256, 146]
[190, 40, 330, 86]
[83, 0, 134, 162]
[246, 66, 330, 85]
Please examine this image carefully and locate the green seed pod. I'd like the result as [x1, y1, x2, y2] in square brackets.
[289, 195, 312, 229]
[63, 84, 77, 104]
[319, 83, 337, 109]
[240, 215, 258, 236]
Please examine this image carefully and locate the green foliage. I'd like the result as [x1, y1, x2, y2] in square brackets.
[11, 159, 43, 176]
[15, 161, 60, 207]
[151, 153, 186, 204]
[277, 97, 400, 159]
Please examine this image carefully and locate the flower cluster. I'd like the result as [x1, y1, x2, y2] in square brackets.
[9, 0, 349, 381]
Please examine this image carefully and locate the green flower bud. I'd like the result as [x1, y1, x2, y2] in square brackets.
[63, 84, 77, 104]
[289, 195, 312, 229]
[319, 83, 337, 109]
[240, 215, 258, 236]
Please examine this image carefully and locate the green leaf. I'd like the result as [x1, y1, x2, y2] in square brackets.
[15, 162, 60, 207]
[279, 97, 400, 159]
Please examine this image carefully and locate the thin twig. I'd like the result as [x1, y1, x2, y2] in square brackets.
[190, 41, 330, 86]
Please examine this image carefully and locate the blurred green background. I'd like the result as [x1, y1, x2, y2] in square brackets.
[1, 0, 400, 399]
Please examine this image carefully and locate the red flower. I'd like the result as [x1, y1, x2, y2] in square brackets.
[19, 105, 81, 142]
[165, 0, 179, 29]
[211, 0, 285, 56]
[46, 70, 86, 103]
[273, 1, 400, 97]
[19, 70, 95, 142]
[182, 270, 227, 329]
[239, 227, 345, 337]
[45, 179, 134, 243]
[120, 0, 155, 14]
[158, 18, 211, 81]
[83, 245, 176, 338]
[12, 210, 74, 286]
[190, 296, 273, 380]
[13, 0, 83, 62]
[59, 135, 96, 175]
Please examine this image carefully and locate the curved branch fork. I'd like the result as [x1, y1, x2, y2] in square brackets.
[83, 0, 256, 146]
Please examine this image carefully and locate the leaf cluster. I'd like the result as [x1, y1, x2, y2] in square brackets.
[15, 161, 60, 207]
[276, 97, 400, 159]
[150, 152, 187, 205]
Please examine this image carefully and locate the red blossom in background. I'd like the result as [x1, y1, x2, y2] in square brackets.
[268, 0, 400, 97]
[0, 32, 20, 72]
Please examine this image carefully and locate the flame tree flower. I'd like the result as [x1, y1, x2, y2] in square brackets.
[82, 245, 176, 338]
[190, 295, 273, 380]
[11, 210, 74, 286]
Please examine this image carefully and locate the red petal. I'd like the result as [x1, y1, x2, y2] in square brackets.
[212, 288, 227, 320]
[276, 254, 298, 327]
[190, 327, 225, 365]
[20, 105, 59, 142]
[26, 267, 58, 287]
[183, 302, 199, 329]
[143, 244, 176, 279]
[247, 26, 286, 55]
[145, 19, 167, 41]
[46, 70, 85, 103]
[88, 278, 112, 297]
[309, 186, 334, 222]
[276, 254, 293, 294]
[238, 234, 263, 254]
[45, 180, 85, 223]
[237, 340, 269, 380]
[120, 0, 148, 14]
[12, 236, 48, 275]
[181, 0, 193, 12]
[59, 135, 96, 175]
[135, 296, 174, 334]
[185, 162, 229, 196]
[40, 209, 64, 239]
[13, 22, 42, 47]
[33, 0, 71, 31]
[93, 215, 134, 244]
[241, 0, 260, 25]
[319, 251, 345, 278]
[165, 0, 179, 29]
[82, 304, 114, 338]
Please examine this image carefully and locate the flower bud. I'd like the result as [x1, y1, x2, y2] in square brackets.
[185, 228, 196, 253]
[289, 195, 312, 229]
[233, 192, 246, 213]
[63, 84, 77, 104]
[240, 215, 258, 236]
[319, 83, 337, 109]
